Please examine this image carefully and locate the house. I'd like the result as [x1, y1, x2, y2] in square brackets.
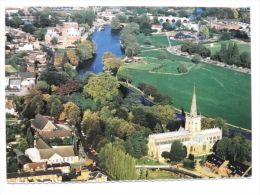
[8, 78, 21, 90]
[25, 145, 79, 164]
[148, 87, 222, 162]
[89, 171, 108, 182]
[31, 114, 57, 132]
[19, 72, 36, 88]
[23, 162, 47, 172]
[204, 154, 252, 177]
[5, 98, 18, 116]
[47, 163, 71, 174]
[18, 43, 34, 51]
[45, 22, 82, 48]
[204, 154, 227, 175]
[7, 170, 62, 183]
[151, 24, 162, 32]
[226, 161, 251, 177]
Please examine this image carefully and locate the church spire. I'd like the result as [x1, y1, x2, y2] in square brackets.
[190, 86, 197, 117]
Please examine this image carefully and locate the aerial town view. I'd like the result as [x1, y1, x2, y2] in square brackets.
[5, 6, 251, 182]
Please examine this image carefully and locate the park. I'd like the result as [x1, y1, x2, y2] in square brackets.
[118, 33, 251, 129]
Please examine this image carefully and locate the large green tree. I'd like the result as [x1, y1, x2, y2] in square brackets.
[59, 102, 81, 125]
[83, 73, 120, 104]
[162, 140, 187, 162]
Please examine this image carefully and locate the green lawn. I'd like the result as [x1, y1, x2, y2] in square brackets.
[203, 39, 251, 55]
[136, 157, 162, 165]
[137, 33, 185, 51]
[144, 170, 181, 180]
[120, 50, 251, 129]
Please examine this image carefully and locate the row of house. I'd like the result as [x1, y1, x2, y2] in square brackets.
[204, 154, 252, 178]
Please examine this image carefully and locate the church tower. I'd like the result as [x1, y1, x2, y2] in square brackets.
[185, 86, 201, 136]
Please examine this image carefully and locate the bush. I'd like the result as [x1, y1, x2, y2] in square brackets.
[143, 37, 152, 45]
[36, 80, 49, 92]
[183, 158, 195, 169]
[191, 54, 202, 64]
[158, 52, 167, 60]
[177, 64, 188, 73]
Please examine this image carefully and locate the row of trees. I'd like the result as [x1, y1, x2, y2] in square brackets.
[120, 22, 141, 57]
[99, 143, 137, 180]
[211, 42, 251, 68]
[181, 42, 211, 58]
[213, 135, 251, 163]
[53, 40, 96, 67]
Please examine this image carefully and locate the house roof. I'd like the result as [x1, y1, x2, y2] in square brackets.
[47, 162, 70, 168]
[38, 129, 72, 139]
[31, 114, 49, 130]
[7, 169, 62, 179]
[206, 154, 225, 168]
[39, 146, 75, 159]
[9, 78, 21, 85]
[18, 72, 35, 79]
[35, 138, 51, 149]
[227, 161, 250, 176]
[25, 162, 47, 170]
[17, 155, 32, 165]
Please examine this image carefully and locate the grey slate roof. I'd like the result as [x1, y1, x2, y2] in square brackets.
[31, 114, 49, 130]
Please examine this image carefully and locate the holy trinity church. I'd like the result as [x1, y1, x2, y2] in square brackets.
[148, 87, 222, 162]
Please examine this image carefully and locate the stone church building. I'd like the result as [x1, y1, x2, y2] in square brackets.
[148, 87, 222, 162]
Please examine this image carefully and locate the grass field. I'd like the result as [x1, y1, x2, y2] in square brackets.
[119, 50, 251, 129]
[203, 39, 251, 55]
[136, 157, 162, 165]
[145, 170, 181, 180]
[137, 33, 184, 50]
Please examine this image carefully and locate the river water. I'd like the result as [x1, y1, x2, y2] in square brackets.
[77, 25, 124, 78]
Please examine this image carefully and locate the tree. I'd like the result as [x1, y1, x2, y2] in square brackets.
[63, 63, 78, 79]
[66, 49, 79, 66]
[82, 110, 101, 143]
[51, 37, 58, 45]
[39, 71, 70, 86]
[175, 19, 182, 28]
[6, 16, 23, 28]
[72, 9, 96, 26]
[151, 105, 175, 125]
[136, 14, 152, 35]
[143, 85, 157, 97]
[99, 143, 137, 180]
[76, 40, 96, 62]
[177, 64, 188, 73]
[26, 129, 34, 147]
[103, 52, 123, 74]
[46, 96, 63, 118]
[16, 138, 29, 153]
[162, 140, 187, 162]
[83, 73, 120, 104]
[56, 80, 82, 96]
[22, 24, 35, 34]
[213, 135, 251, 162]
[25, 95, 45, 117]
[191, 54, 202, 64]
[116, 13, 127, 23]
[199, 25, 209, 39]
[240, 51, 251, 68]
[36, 80, 49, 92]
[111, 17, 121, 30]
[183, 158, 195, 169]
[59, 102, 81, 125]
[124, 131, 147, 158]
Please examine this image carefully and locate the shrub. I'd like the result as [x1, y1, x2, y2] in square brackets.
[177, 64, 188, 73]
[191, 54, 202, 64]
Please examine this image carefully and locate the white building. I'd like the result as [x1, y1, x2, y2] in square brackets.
[25, 146, 79, 165]
[148, 87, 222, 162]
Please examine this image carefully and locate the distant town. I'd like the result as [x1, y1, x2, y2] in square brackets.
[5, 6, 251, 182]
